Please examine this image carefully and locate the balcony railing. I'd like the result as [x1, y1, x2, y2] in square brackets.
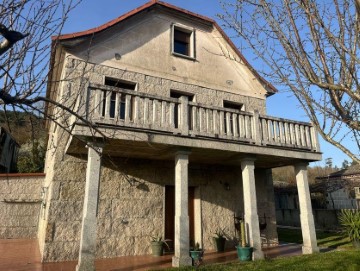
[86, 84, 320, 152]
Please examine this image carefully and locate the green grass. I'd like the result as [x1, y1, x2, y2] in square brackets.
[277, 228, 352, 249]
[154, 229, 358, 271]
[156, 251, 360, 271]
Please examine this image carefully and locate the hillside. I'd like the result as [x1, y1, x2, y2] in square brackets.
[0, 110, 46, 145]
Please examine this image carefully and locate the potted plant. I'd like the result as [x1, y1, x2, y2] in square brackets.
[189, 242, 204, 266]
[339, 209, 360, 248]
[150, 236, 170, 256]
[213, 228, 226, 252]
[236, 219, 253, 261]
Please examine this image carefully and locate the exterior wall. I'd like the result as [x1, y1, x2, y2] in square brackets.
[72, 10, 269, 100]
[63, 57, 266, 118]
[39, 150, 278, 261]
[0, 173, 44, 238]
[326, 189, 357, 209]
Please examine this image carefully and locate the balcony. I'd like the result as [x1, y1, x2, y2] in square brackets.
[68, 83, 321, 166]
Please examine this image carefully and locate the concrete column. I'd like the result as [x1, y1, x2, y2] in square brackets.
[241, 158, 264, 260]
[172, 151, 192, 267]
[76, 143, 103, 271]
[295, 162, 319, 254]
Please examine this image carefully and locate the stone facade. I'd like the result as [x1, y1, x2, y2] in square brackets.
[38, 1, 321, 265]
[0, 173, 44, 238]
[62, 57, 267, 118]
[39, 153, 277, 262]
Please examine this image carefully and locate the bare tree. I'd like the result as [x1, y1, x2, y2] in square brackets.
[219, 0, 360, 163]
[0, 0, 80, 123]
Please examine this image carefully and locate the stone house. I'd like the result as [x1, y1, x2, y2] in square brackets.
[316, 164, 360, 209]
[37, 0, 322, 269]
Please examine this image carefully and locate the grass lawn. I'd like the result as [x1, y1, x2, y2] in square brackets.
[155, 229, 358, 270]
[157, 251, 360, 271]
[277, 227, 352, 249]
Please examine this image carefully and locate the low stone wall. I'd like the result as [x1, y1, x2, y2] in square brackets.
[0, 173, 44, 238]
[276, 208, 340, 230]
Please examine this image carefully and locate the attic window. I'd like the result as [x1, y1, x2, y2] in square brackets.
[172, 25, 195, 59]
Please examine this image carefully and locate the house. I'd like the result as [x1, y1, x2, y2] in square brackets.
[316, 164, 360, 209]
[37, 0, 322, 269]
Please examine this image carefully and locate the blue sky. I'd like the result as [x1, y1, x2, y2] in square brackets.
[63, 0, 354, 168]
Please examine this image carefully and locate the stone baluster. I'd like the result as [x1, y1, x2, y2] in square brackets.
[169, 102, 175, 130]
[219, 111, 224, 136]
[133, 96, 140, 124]
[239, 115, 245, 138]
[179, 96, 189, 136]
[143, 98, 149, 125]
[289, 123, 295, 145]
[233, 113, 238, 138]
[284, 122, 290, 144]
[104, 91, 111, 119]
[310, 124, 320, 152]
[213, 110, 219, 135]
[252, 111, 261, 145]
[124, 94, 131, 123]
[300, 125, 306, 147]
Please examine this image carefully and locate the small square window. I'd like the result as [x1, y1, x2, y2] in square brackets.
[172, 25, 195, 59]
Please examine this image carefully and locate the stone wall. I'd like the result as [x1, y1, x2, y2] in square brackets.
[38, 56, 275, 262]
[0, 173, 44, 238]
[40, 154, 278, 262]
[64, 57, 267, 118]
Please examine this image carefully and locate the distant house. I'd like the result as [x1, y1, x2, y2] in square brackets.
[0, 127, 19, 173]
[316, 164, 360, 209]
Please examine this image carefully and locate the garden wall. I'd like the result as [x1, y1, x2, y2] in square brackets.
[0, 173, 44, 238]
[276, 209, 341, 230]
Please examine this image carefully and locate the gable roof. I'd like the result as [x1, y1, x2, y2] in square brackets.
[51, 0, 277, 96]
[316, 164, 360, 180]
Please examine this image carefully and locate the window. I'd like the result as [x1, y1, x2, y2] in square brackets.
[223, 101, 244, 134]
[170, 90, 194, 128]
[172, 25, 195, 59]
[103, 77, 136, 119]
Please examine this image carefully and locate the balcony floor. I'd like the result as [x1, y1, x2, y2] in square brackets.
[0, 239, 304, 271]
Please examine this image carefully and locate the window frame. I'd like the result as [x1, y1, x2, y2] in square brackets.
[171, 24, 196, 60]
[102, 77, 137, 119]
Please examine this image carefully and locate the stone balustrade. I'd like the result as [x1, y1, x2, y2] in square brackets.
[86, 84, 320, 152]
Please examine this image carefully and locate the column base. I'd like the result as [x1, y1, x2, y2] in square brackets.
[253, 249, 264, 260]
[76, 255, 95, 271]
[302, 245, 319, 254]
[172, 256, 192, 267]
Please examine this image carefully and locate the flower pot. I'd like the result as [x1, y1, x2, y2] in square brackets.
[151, 241, 163, 256]
[236, 245, 253, 261]
[213, 237, 226, 252]
[189, 250, 203, 266]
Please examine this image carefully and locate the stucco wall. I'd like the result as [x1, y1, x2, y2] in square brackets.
[0, 173, 44, 239]
[71, 10, 269, 100]
[39, 152, 278, 262]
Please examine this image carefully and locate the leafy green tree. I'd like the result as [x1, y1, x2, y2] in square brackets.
[17, 139, 45, 173]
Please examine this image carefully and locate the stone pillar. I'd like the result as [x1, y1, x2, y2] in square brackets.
[241, 158, 264, 260]
[295, 162, 319, 254]
[76, 143, 103, 271]
[172, 151, 192, 267]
